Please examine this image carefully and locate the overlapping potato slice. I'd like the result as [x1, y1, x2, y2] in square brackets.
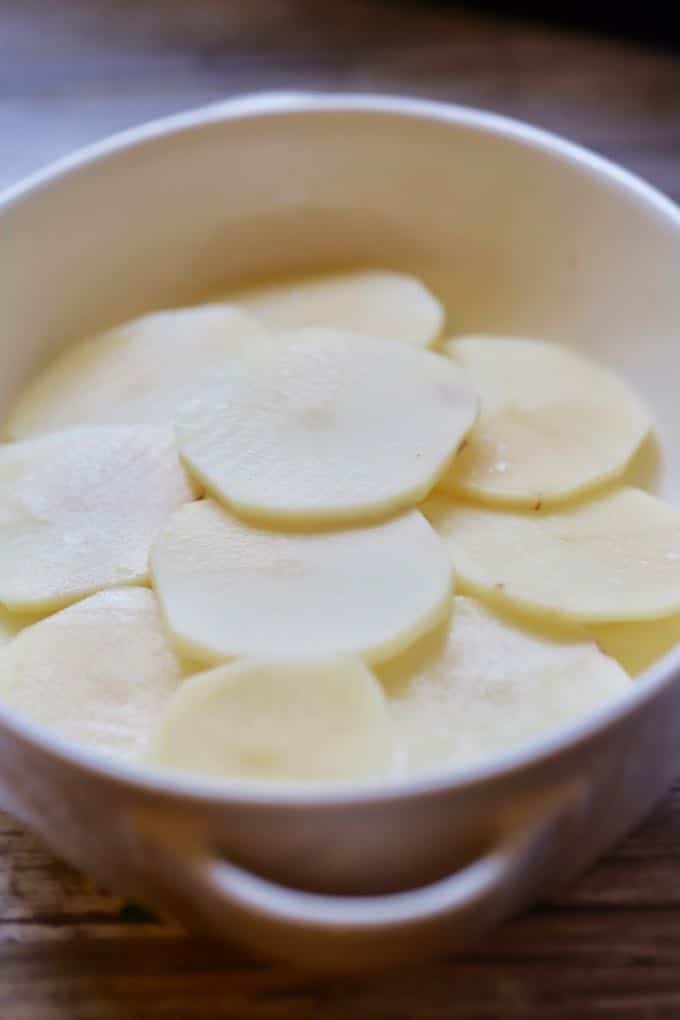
[151, 499, 452, 666]
[176, 329, 478, 526]
[591, 615, 680, 678]
[440, 336, 651, 507]
[379, 596, 630, 775]
[0, 588, 184, 760]
[2, 304, 268, 438]
[424, 487, 680, 624]
[147, 657, 391, 783]
[234, 269, 444, 348]
[0, 427, 196, 612]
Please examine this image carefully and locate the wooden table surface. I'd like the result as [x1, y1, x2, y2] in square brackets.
[2, 3, 679, 1016]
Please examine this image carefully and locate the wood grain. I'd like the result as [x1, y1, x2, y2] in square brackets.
[1, 1, 679, 1016]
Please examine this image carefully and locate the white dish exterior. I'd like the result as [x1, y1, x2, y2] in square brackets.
[0, 93, 679, 971]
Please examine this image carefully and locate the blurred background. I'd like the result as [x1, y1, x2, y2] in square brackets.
[2, 1, 679, 204]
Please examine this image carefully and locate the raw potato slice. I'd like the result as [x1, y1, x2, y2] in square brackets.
[424, 488, 680, 624]
[592, 616, 680, 677]
[176, 329, 478, 526]
[234, 269, 444, 348]
[147, 658, 392, 783]
[440, 336, 651, 506]
[2, 304, 268, 438]
[151, 499, 452, 665]
[379, 596, 630, 775]
[0, 588, 184, 760]
[0, 427, 196, 612]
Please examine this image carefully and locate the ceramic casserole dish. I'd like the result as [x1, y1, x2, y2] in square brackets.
[0, 93, 679, 971]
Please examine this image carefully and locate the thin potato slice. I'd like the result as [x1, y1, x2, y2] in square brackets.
[424, 487, 680, 624]
[234, 269, 444, 348]
[0, 427, 196, 612]
[3, 304, 268, 438]
[440, 336, 651, 506]
[592, 616, 680, 677]
[176, 329, 478, 526]
[0, 588, 184, 760]
[151, 499, 452, 666]
[147, 657, 391, 783]
[380, 596, 630, 775]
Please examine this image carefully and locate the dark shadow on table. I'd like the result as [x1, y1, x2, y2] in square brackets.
[426, 1, 680, 49]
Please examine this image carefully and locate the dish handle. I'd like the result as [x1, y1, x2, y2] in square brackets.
[140, 780, 586, 970]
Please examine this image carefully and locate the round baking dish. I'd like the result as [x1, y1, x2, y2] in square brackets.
[0, 93, 679, 971]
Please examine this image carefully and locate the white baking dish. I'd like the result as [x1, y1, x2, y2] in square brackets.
[0, 93, 679, 971]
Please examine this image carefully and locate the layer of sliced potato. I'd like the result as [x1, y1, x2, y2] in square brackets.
[147, 657, 391, 783]
[380, 596, 631, 774]
[0, 427, 196, 612]
[592, 615, 680, 678]
[2, 304, 268, 438]
[233, 269, 444, 348]
[0, 588, 184, 759]
[0, 266, 670, 784]
[151, 499, 452, 665]
[440, 336, 651, 507]
[176, 328, 478, 526]
[424, 487, 680, 624]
